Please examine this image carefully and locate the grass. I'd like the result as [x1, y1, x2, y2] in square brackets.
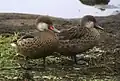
[0, 34, 18, 67]
[0, 34, 117, 81]
[0, 34, 20, 78]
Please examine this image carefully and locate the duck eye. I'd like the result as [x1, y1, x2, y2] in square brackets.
[49, 26, 54, 30]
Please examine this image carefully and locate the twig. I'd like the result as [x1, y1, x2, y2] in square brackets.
[0, 66, 21, 70]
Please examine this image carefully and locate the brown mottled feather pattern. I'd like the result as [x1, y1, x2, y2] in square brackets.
[17, 30, 59, 59]
[59, 25, 87, 40]
[58, 25, 100, 56]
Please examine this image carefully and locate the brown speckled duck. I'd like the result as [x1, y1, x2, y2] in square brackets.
[58, 15, 103, 63]
[11, 16, 60, 66]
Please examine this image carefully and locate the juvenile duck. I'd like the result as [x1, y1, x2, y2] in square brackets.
[58, 15, 103, 63]
[11, 16, 60, 66]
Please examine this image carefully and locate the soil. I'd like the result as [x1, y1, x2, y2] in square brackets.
[0, 13, 120, 81]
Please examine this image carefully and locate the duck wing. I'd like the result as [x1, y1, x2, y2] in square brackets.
[58, 39, 84, 54]
[20, 34, 34, 40]
[59, 26, 85, 40]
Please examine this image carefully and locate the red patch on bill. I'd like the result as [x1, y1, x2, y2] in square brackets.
[49, 26, 54, 30]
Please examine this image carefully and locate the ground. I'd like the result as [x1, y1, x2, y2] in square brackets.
[0, 13, 120, 81]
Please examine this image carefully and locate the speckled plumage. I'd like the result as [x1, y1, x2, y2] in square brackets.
[17, 30, 59, 59]
[58, 15, 103, 63]
[14, 16, 60, 66]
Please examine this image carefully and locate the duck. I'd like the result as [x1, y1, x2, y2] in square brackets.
[57, 15, 103, 64]
[11, 16, 60, 67]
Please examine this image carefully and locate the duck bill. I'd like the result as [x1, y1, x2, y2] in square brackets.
[95, 24, 104, 30]
[53, 27, 61, 33]
[49, 26, 61, 33]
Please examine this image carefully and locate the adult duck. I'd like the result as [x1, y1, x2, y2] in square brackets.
[11, 16, 60, 67]
[58, 15, 103, 64]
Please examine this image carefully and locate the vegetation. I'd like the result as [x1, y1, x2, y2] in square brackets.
[0, 34, 117, 81]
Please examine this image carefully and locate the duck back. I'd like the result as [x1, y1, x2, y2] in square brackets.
[17, 30, 59, 59]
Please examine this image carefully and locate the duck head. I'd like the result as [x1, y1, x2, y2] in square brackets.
[81, 15, 103, 30]
[36, 16, 60, 33]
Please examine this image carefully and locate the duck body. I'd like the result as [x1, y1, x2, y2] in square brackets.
[17, 30, 59, 59]
[11, 16, 60, 67]
[58, 26, 100, 56]
[57, 15, 103, 63]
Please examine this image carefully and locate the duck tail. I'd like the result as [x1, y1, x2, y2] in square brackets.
[10, 43, 17, 47]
